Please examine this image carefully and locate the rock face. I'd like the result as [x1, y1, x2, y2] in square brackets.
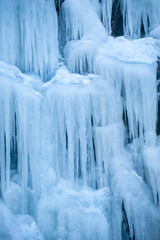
[157, 59, 160, 134]
[111, 0, 124, 37]
[157, 60, 160, 80]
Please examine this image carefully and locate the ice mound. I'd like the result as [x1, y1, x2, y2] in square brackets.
[150, 26, 160, 40]
[97, 37, 160, 64]
[38, 181, 110, 240]
[0, 201, 43, 240]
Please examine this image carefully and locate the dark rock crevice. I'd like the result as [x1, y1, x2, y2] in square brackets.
[157, 59, 160, 134]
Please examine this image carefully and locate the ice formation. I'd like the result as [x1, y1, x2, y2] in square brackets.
[150, 25, 160, 39]
[101, 0, 160, 37]
[0, 0, 58, 79]
[0, 0, 160, 240]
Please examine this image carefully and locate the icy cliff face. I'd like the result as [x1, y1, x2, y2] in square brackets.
[0, 0, 160, 240]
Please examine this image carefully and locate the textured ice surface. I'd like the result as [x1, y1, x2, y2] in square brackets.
[0, 201, 43, 240]
[0, 0, 160, 239]
[38, 181, 110, 240]
[94, 53, 157, 144]
[101, 0, 160, 37]
[59, 0, 106, 44]
[0, 50, 159, 239]
[143, 146, 160, 206]
[66, 35, 158, 145]
[97, 37, 160, 64]
[0, 0, 58, 79]
[150, 26, 160, 39]
[0, 63, 113, 239]
[65, 36, 160, 74]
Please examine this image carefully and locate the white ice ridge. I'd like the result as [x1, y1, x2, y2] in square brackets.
[0, 0, 58, 80]
[96, 37, 160, 64]
[65, 36, 160, 74]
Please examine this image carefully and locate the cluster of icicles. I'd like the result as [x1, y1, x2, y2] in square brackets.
[0, 0, 160, 240]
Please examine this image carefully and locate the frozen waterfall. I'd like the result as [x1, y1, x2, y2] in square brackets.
[0, 0, 160, 240]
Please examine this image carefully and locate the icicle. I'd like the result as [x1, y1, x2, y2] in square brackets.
[60, 0, 107, 75]
[143, 146, 160, 207]
[94, 37, 158, 144]
[101, 0, 160, 38]
[120, 0, 160, 38]
[59, 0, 106, 45]
[0, 0, 58, 80]
[101, 0, 113, 35]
